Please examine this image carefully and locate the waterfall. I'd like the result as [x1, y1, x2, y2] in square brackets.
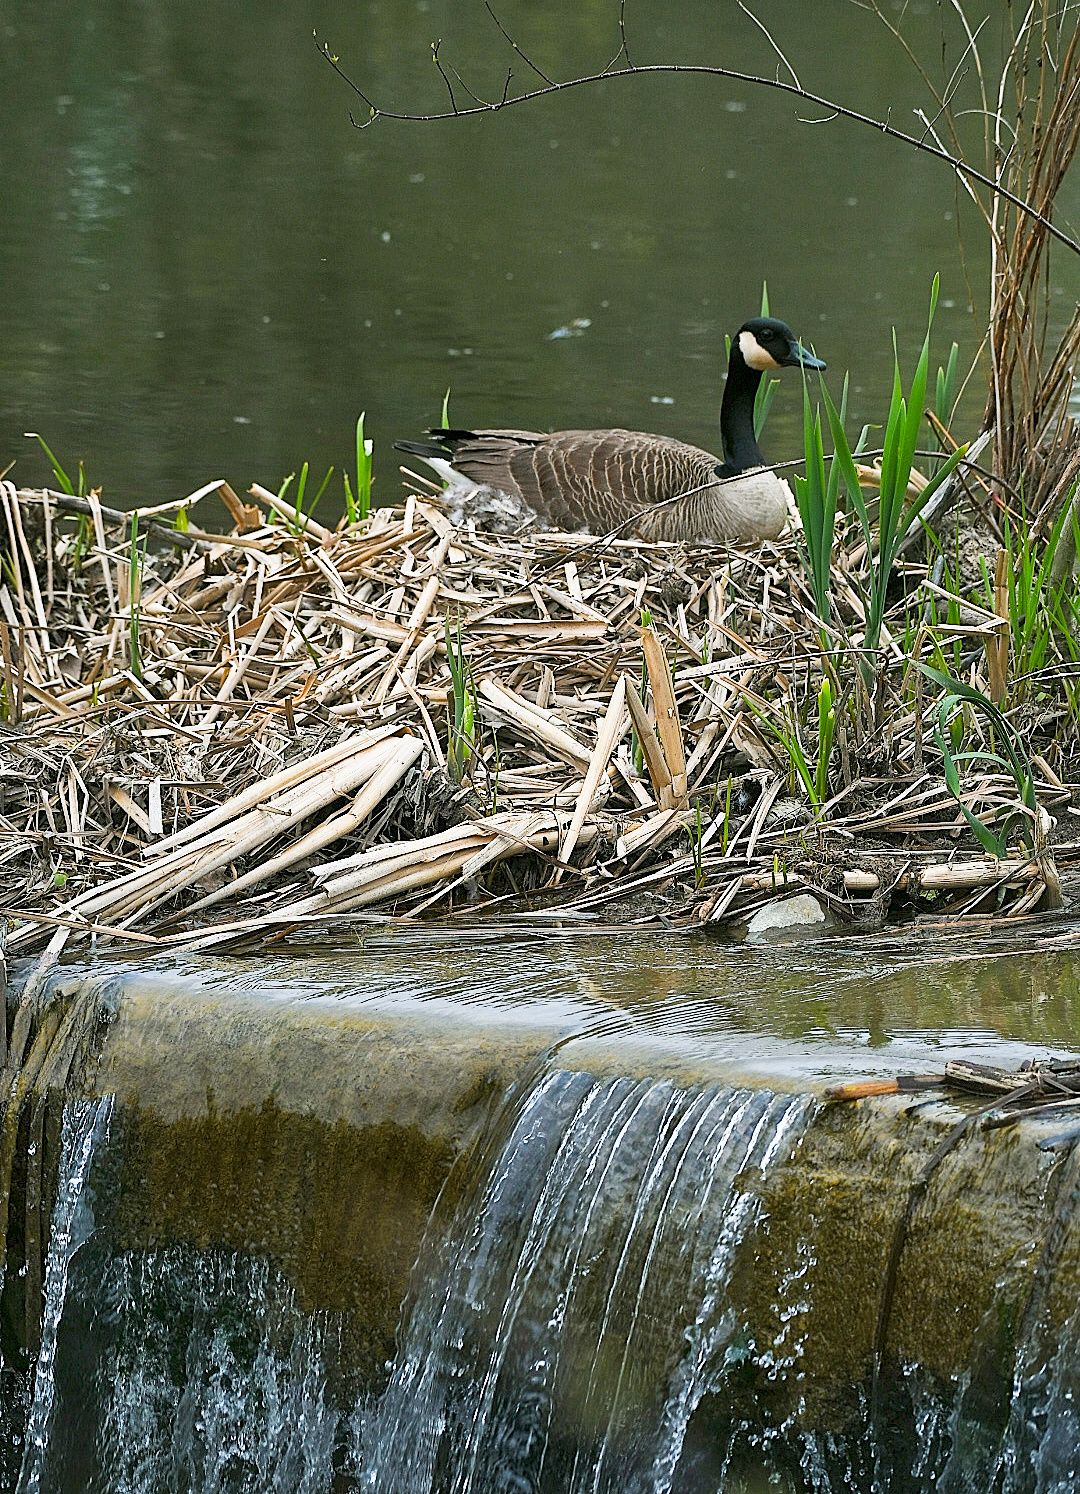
[8, 1064, 1080, 1491]
[357, 1074, 813, 1492]
[17, 1096, 113, 1494]
[92, 1251, 339, 1494]
[12, 1100, 344, 1493]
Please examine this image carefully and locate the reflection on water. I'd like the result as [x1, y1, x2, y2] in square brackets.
[41, 912, 1080, 1088]
[4, 0, 1047, 508]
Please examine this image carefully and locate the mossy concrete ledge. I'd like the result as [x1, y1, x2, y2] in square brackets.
[76, 972, 552, 1377]
[42, 968, 1079, 1427]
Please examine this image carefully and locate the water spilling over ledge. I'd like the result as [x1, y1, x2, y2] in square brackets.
[1, 929, 1079, 1491]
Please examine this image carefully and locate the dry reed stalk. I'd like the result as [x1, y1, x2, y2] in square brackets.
[248, 483, 336, 543]
[556, 674, 629, 877]
[180, 734, 425, 915]
[295, 812, 598, 915]
[2, 480, 1077, 952]
[984, 549, 1010, 705]
[6, 731, 414, 947]
[866, 0, 1080, 521]
[145, 735, 386, 856]
[640, 624, 688, 808]
[478, 678, 592, 767]
[984, 3, 1080, 516]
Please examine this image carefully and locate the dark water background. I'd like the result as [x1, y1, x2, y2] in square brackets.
[1, 0, 1077, 511]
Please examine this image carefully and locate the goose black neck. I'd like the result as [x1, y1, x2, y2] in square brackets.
[719, 343, 765, 476]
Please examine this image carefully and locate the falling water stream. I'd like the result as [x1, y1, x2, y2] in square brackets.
[17, 1098, 113, 1494]
[358, 1078, 811, 1492]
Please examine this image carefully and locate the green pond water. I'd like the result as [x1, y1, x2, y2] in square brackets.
[5, 5, 1080, 1482]
[6, 0, 1078, 510]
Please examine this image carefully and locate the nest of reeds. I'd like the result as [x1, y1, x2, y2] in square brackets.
[0, 468, 1076, 963]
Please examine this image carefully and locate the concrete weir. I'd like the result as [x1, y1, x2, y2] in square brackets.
[5, 940, 1080, 1490]
[89, 973, 545, 1370]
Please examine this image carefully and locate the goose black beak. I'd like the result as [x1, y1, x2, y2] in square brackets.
[782, 341, 826, 371]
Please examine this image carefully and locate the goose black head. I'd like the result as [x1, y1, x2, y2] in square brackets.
[736, 317, 825, 373]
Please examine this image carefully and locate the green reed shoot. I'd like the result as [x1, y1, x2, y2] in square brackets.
[445, 619, 477, 783]
[686, 802, 707, 889]
[69, 515, 93, 571]
[440, 386, 452, 428]
[920, 526, 968, 675]
[981, 492, 1080, 697]
[747, 674, 837, 812]
[921, 340, 960, 478]
[815, 278, 968, 667]
[754, 281, 780, 438]
[746, 698, 814, 808]
[793, 373, 848, 631]
[815, 676, 836, 806]
[27, 433, 92, 566]
[916, 660, 1036, 855]
[278, 460, 335, 535]
[25, 432, 87, 498]
[344, 412, 374, 524]
[934, 341, 959, 429]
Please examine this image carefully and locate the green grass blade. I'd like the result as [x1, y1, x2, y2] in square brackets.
[754, 376, 779, 438]
[820, 377, 865, 526]
[25, 432, 75, 495]
[916, 660, 1034, 812]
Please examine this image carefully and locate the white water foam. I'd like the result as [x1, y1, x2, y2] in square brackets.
[17, 1095, 113, 1494]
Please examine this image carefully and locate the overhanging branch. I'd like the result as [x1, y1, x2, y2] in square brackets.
[315, 42, 1080, 260]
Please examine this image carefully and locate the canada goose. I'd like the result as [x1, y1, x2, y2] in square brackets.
[396, 316, 825, 543]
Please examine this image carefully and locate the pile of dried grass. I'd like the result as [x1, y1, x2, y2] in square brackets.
[0, 476, 1074, 964]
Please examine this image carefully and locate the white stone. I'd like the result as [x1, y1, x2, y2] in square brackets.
[744, 893, 830, 941]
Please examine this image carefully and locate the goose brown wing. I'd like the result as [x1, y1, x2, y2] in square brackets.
[430, 429, 547, 498]
[443, 428, 722, 533]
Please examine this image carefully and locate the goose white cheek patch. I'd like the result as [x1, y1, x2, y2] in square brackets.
[738, 329, 781, 371]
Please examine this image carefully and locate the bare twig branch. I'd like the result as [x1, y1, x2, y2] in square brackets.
[319, 45, 1080, 257]
[314, 31, 380, 126]
[737, 1, 803, 91]
[604, 0, 634, 73]
[431, 40, 460, 115]
[446, 57, 496, 109]
[484, 3, 554, 86]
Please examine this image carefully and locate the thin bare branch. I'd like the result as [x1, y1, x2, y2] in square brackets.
[604, 0, 635, 73]
[737, 1, 803, 91]
[315, 33, 380, 126]
[446, 57, 496, 109]
[321, 52, 1080, 258]
[484, 3, 554, 86]
[431, 39, 460, 115]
